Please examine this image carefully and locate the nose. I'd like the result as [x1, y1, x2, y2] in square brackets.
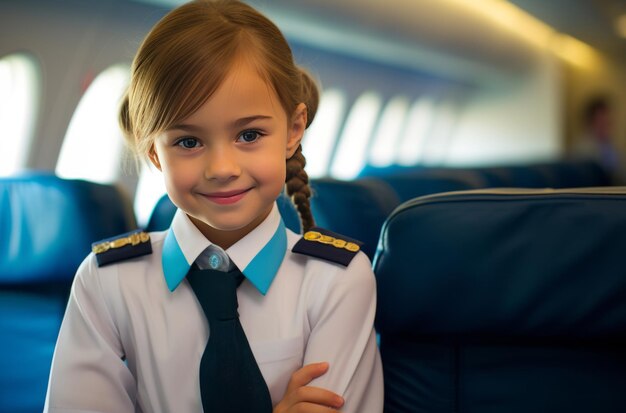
[204, 143, 241, 182]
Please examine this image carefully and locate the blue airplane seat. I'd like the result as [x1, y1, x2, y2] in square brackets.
[470, 160, 613, 189]
[534, 159, 613, 188]
[0, 173, 137, 413]
[146, 192, 303, 234]
[310, 177, 400, 260]
[381, 169, 486, 202]
[145, 193, 178, 232]
[374, 187, 626, 413]
[358, 164, 427, 177]
[475, 165, 552, 188]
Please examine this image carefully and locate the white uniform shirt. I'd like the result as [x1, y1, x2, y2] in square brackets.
[44, 203, 384, 412]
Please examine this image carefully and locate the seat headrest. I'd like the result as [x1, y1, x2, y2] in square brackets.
[382, 169, 485, 202]
[0, 173, 136, 284]
[145, 193, 178, 232]
[374, 187, 626, 340]
[311, 178, 400, 259]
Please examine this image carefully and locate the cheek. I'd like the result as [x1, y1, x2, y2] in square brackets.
[160, 156, 199, 192]
[253, 153, 287, 187]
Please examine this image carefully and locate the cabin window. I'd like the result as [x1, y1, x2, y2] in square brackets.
[396, 97, 436, 166]
[0, 53, 40, 176]
[368, 96, 410, 168]
[329, 91, 382, 179]
[56, 64, 129, 183]
[134, 163, 166, 227]
[419, 100, 458, 165]
[301, 89, 347, 178]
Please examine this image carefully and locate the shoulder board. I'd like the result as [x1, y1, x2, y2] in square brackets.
[292, 227, 363, 267]
[91, 229, 152, 267]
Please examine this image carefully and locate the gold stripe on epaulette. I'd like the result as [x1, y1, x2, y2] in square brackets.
[303, 231, 360, 252]
[92, 232, 150, 255]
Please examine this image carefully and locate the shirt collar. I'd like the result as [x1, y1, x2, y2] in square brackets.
[162, 203, 286, 295]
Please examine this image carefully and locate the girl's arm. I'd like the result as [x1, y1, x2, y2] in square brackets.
[44, 256, 137, 413]
[301, 252, 384, 413]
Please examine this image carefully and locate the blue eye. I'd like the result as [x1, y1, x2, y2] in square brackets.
[176, 137, 200, 149]
[238, 130, 261, 143]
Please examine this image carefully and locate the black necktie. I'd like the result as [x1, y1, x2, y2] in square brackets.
[186, 266, 273, 413]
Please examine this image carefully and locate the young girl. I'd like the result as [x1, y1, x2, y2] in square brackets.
[45, 1, 383, 412]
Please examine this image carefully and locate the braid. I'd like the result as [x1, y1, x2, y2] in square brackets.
[286, 144, 315, 233]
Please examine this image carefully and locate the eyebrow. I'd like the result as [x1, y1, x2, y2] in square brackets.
[166, 123, 205, 133]
[167, 115, 273, 132]
[231, 115, 273, 128]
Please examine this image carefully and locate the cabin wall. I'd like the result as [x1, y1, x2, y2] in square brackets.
[2, 0, 623, 178]
[246, 0, 574, 167]
[0, 0, 168, 171]
[447, 51, 562, 165]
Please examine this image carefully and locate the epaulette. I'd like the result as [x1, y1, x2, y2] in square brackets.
[91, 229, 152, 267]
[292, 227, 363, 267]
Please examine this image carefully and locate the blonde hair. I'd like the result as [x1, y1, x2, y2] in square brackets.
[120, 0, 317, 231]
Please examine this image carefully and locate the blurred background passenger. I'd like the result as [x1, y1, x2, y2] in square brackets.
[572, 95, 625, 182]
[573, 96, 618, 168]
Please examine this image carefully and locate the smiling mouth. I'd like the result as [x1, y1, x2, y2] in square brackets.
[202, 188, 251, 205]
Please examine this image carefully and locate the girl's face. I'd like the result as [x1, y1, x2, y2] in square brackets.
[150, 56, 306, 248]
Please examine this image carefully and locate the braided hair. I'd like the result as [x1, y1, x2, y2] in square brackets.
[285, 70, 318, 232]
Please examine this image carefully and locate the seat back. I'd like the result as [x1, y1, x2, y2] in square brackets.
[361, 160, 613, 191]
[533, 159, 613, 188]
[310, 177, 400, 259]
[0, 173, 136, 413]
[374, 187, 626, 413]
[145, 193, 179, 232]
[381, 169, 485, 202]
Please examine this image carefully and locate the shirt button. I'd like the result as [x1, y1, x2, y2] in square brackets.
[208, 253, 222, 270]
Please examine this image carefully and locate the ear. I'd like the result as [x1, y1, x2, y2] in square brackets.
[286, 103, 307, 159]
[148, 144, 162, 171]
